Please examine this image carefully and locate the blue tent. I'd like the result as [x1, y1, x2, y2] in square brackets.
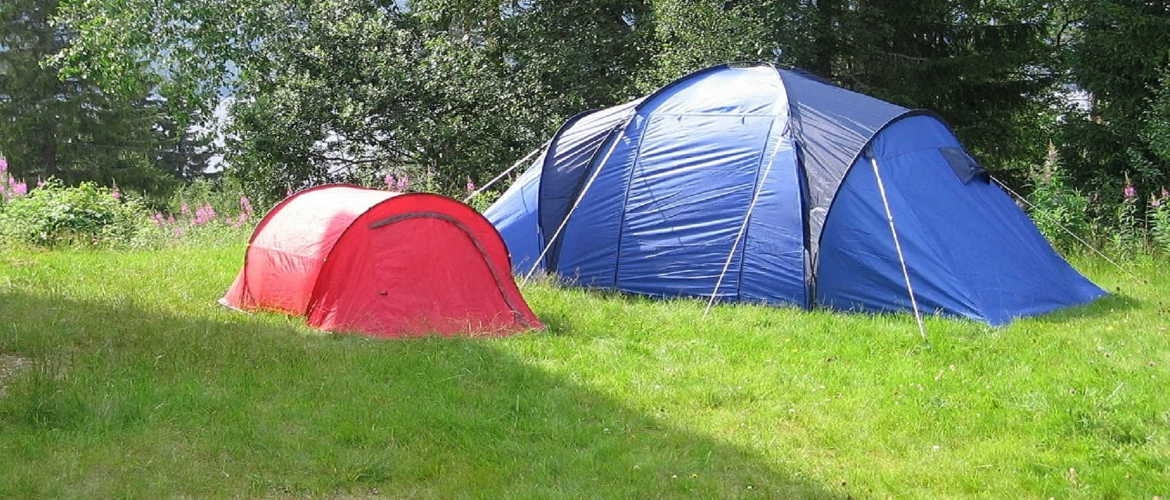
[485, 63, 1105, 325]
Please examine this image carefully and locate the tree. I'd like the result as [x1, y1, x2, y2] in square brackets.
[54, 0, 654, 200]
[638, 0, 818, 90]
[644, 0, 1057, 179]
[1059, 0, 1170, 196]
[0, 0, 181, 192]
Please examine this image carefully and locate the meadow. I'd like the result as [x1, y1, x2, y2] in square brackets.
[0, 242, 1167, 498]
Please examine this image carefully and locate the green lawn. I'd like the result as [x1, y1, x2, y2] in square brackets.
[1, 243, 1167, 498]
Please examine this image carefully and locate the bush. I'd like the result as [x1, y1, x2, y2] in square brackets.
[1026, 147, 1095, 249]
[0, 179, 151, 247]
[134, 177, 260, 247]
[1151, 189, 1170, 253]
[163, 177, 263, 220]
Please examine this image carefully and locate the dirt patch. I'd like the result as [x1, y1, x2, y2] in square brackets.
[0, 354, 31, 397]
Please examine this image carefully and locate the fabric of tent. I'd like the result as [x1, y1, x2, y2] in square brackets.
[485, 63, 1105, 325]
[221, 184, 541, 337]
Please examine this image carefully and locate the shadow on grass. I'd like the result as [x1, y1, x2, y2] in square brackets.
[1027, 292, 1141, 325]
[0, 291, 832, 498]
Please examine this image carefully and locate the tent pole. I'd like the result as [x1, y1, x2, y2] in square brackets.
[521, 115, 633, 286]
[703, 158, 777, 318]
[870, 153, 929, 343]
[462, 144, 547, 204]
[989, 175, 1139, 281]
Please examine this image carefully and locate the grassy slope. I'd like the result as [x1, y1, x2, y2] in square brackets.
[0, 244, 1167, 498]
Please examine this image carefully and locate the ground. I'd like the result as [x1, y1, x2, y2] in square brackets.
[0, 354, 30, 397]
[0, 243, 1167, 498]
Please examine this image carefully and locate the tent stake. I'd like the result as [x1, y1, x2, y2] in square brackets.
[870, 154, 929, 344]
[703, 154, 777, 318]
[521, 115, 634, 287]
[989, 175, 1139, 281]
[463, 144, 547, 204]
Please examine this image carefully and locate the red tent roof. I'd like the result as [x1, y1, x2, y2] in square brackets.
[221, 184, 541, 337]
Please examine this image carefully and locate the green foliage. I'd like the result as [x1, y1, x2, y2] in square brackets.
[638, 0, 796, 90]
[1143, 60, 1170, 166]
[1026, 146, 1095, 247]
[1148, 190, 1170, 253]
[0, 0, 207, 193]
[53, 0, 651, 201]
[1058, 0, 1170, 195]
[1110, 190, 1143, 251]
[163, 177, 265, 222]
[0, 179, 150, 247]
[464, 189, 500, 213]
[19, 0, 1170, 244]
[644, 0, 1057, 179]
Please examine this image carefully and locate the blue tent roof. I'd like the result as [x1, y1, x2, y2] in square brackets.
[485, 63, 1105, 325]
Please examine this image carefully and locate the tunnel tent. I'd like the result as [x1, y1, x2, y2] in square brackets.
[221, 184, 541, 337]
[485, 63, 1105, 326]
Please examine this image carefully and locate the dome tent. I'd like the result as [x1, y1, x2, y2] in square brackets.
[485, 63, 1105, 325]
[221, 184, 541, 337]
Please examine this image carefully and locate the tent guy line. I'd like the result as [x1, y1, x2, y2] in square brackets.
[989, 175, 1139, 281]
[521, 113, 635, 287]
[463, 144, 547, 204]
[704, 127, 781, 318]
[486, 63, 1105, 326]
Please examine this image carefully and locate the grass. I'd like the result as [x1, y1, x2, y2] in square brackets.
[0, 242, 1167, 498]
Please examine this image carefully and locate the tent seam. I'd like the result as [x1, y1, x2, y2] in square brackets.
[538, 108, 598, 269]
[241, 183, 380, 310]
[548, 119, 630, 271]
[365, 211, 533, 327]
[610, 113, 654, 288]
[810, 109, 942, 290]
[732, 113, 783, 301]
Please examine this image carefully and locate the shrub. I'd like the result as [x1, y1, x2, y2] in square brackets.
[1027, 146, 1095, 249]
[0, 179, 151, 247]
[1151, 188, 1170, 253]
[140, 178, 259, 246]
[1110, 175, 1145, 252]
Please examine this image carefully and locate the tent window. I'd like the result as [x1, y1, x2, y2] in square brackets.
[939, 147, 987, 184]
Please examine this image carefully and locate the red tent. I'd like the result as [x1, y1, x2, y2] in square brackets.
[220, 184, 541, 337]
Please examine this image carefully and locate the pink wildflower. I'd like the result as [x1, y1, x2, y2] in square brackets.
[13, 182, 27, 196]
[396, 175, 409, 191]
[36, 178, 45, 188]
[180, 203, 190, 215]
[384, 174, 395, 189]
[111, 189, 121, 200]
[239, 196, 253, 215]
[1124, 183, 1136, 200]
[192, 203, 217, 226]
[0, 157, 7, 173]
[167, 215, 176, 225]
[229, 212, 248, 228]
[1152, 195, 1162, 208]
[152, 213, 165, 226]
[173, 226, 186, 237]
[466, 178, 476, 194]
